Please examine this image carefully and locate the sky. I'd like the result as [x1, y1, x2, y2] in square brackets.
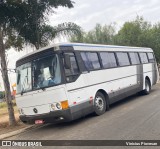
[1, 0, 160, 90]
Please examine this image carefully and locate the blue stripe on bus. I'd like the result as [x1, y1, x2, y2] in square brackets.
[60, 44, 149, 50]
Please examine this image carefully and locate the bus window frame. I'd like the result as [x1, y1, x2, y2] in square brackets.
[80, 51, 102, 72]
[128, 52, 141, 65]
[62, 51, 81, 83]
[99, 51, 118, 69]
[138, 52, 149, 64]
[147, 52, 155, 63]
[115, 52, 131, 67]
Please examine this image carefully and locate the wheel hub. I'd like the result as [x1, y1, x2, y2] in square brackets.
[95, 96, 104, 111]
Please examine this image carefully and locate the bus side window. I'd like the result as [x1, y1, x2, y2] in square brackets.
[139, 53, 149, 64]
[81, 52, 101, 70]
[147, 53, 155, 63]
[63, 53, 80, 82]
[116, 52, 130, 66]
[129, 52, 140, 65]
[100, 52, 117, 68]
[81, 52, 92, 70]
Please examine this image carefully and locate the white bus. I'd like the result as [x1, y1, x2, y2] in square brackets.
[15, 43, 159, 124]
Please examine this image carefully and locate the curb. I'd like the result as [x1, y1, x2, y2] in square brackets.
[0, 126, 33, 140]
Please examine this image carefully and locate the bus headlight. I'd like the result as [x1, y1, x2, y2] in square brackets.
[50, 101, 68, 111]
[51, 104, 56, 110]
[56, 103, 62, 109]
[51, 102, 62, 110]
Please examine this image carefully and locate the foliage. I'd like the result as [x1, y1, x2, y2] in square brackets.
[70, 16, 160, 63]
[114, 16, 151, 46]
[148, 24, 160, 62]
[0, 0, 81, 50]
[0, 91, 5, 99]
[71, 23, 116, 44]
[0, 99, 16, 108]
[115, 16, 160, 62]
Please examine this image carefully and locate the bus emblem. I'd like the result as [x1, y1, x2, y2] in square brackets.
[33, 108, 38, 113]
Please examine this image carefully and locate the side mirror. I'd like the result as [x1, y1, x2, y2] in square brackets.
[64, 54, 71, 69]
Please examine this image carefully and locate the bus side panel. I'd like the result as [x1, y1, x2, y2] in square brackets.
[152, 63, 159, 85]
[109, 76, 139, 104]
[84, 67, 139, 105]
[66, 75, 94, 120]
[106, 66, 139, 103]
[67, 89, 94, 120]
[64, 63, 158, 120]
[136, 64, 143, 91]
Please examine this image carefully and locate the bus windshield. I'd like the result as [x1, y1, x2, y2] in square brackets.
[16, 63, 32, 94]
[16, 54, 61, 94]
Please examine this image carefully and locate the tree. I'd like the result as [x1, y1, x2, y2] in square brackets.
[114, 16, 151, 47]
[0, 0, 81, 126]
[114, 16, 160, 62]
[70, 23, 116, 44]
[19, 23, 81, 50]
[71, 15, 160, 63]
[148, 24, 160, 62]
[0, 28, 17, 126]
[0, 0, 81, 50]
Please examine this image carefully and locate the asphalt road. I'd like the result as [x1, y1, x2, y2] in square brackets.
[6, 84, 160, 149]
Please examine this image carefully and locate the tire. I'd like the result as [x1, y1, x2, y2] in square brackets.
[142, 79, 151, 95]
[94, 92, 107, 116]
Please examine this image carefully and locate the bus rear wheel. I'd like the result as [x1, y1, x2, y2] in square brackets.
[142, 79, 151, 95]
[94, 92, 106, 116]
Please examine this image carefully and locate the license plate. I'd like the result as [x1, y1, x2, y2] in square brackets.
[35, 120, 44, 124]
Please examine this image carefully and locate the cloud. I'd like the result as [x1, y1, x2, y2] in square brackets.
[49, 0, 160, 31]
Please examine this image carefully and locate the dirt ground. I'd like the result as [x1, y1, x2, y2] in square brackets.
[0, 106, 28, 135]
[0, 122, 28, 135]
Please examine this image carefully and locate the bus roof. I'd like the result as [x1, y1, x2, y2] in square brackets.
[17, 42, 153, 61]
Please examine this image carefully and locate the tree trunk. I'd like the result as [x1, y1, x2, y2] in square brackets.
[0, 27, 16, 126]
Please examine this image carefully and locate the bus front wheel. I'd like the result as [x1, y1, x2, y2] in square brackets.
[94, 92, 106, 116]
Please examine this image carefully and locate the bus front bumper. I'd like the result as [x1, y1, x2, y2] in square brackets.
[19, 109, 72, 124]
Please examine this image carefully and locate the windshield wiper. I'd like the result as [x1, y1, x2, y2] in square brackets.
[36, 83, 46, 91]
[40, 87, 46, 91]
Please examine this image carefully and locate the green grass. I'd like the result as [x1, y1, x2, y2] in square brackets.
[0, 100, 16, 108]
[0, 101, 7, 108]
[0, 100, 17, 116]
